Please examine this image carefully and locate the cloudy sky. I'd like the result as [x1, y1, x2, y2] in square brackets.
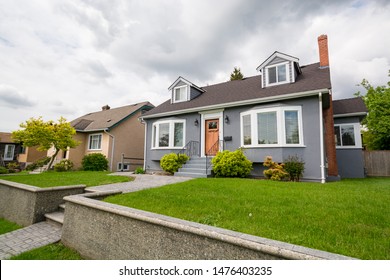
[0, 0, 389, 132]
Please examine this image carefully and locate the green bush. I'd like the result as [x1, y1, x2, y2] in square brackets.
[283, 155, 305, 182]
[212, 148, 252, 178]
[160, 153, 189, 174]
[0, 166, 9, 174]
[26, 157, 51, 171]
[135, 167, 145, 174]
[263, 156, 288, 181]
[54, 159, 74, 172]
[6, 162, 20, 173]
[82, 153, 108, 171]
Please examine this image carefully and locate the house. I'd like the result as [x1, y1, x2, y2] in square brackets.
[333, 97, 367, 178]
[0, 132, 22, 167]
[50, 102, 154, 171]
[141, 35, 364, 182]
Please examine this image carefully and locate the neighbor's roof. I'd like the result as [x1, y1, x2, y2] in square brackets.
[333, 97, 367, 117]
[142, 62, 331, 119]
[0, 132, 13, 143]
[71, 101, 154, 132]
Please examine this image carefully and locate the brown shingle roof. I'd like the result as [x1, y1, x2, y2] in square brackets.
[333, 97, 367, 116]
[71, 101, 154, 132]
[143, 62, 331, 118]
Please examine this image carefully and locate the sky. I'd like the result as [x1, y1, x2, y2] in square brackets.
[0, 0, 389, 132]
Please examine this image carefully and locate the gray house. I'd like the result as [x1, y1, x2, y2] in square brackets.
[141, 35, 365, 182]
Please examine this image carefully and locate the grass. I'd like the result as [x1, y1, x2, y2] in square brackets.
[0, 218, 22, 235]
[104, 177, 390, 260]
[0, 171, 132, 188]
[9, 242, 83, 260]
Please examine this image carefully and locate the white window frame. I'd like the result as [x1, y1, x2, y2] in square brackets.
[334, 123, 362, 149]
[4, 144, 15, 160]
[265, 62, 290, 87]
[88, 133, 103, 150]
[172, 85, 188, 103]
[240, 106, 304, 148]
[152, 120, 186, 149]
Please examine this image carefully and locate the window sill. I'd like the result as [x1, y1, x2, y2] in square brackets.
[336, 146, 362, 149]
[88, 149, 102, 151]
[151, 147, 184, 150]
[241, 144, 306, 148]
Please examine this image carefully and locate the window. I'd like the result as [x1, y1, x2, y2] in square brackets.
[334, 124, 361, 148]
[241, 106, 303, 147]
[4, 144, 15, 160]
[173, 85, 188, 103]
[152, 120, 186, 149]
[117, 162, 130, 171]
[88, 134, 102, 150]
[266, 63, 288, 85]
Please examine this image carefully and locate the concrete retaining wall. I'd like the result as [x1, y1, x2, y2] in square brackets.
[0, 179, 86, 226]
[62, 192, 354, 260]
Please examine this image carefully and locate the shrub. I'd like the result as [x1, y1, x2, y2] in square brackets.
[160, 153, 189, 174]
[0, 166, 9, 174]
[26, 157, 51, 171]
[82, 153, 108, 171]
[6, 162, 20, 173]
[263, 156, 288, 181]
[284, 155, 305, 182]
[54, 159, 74, 172]
[134, 167, 145, 174]
[212, 148, 252, 178]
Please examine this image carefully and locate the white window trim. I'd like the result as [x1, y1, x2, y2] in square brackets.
[172, 85, 189, 103]
[265, 62, 290, 87]
[4, 144, 15, 160]
[240, 106, 304, 148]
[335, 123, 362, 149]
[151, 120, 186, 149]
[88, 133, 103, 150]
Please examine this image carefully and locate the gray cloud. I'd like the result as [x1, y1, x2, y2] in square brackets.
[0, 85, 36, 108]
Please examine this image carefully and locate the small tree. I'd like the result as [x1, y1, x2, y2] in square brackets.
[230, 67, 244, 81]
[263, 156, 288, 181]
[355, 71, 390, 150]
[12, 117, 79, 170]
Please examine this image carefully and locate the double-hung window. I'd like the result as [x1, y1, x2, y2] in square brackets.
[88, 134, 102, 150]
[152, 120, 185, 149]
[334, 124, 361, 148]
[173, 85, 188, 103]
[266, 63, 289, 86]
[4, 144, 15, 160]
[240, 106, 303, 147]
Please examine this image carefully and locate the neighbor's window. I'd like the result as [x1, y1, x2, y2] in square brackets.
[267, 63, 288, 85]
[4, 144, 15, 160]
[173, 85, 188, 103]
[152, 120, 186, 149]
[334, 124, 356, 147]
[88, 134, 102, 150]
[241, 106, 303, 147]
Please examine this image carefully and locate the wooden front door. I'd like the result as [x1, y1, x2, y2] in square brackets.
[205, 119, 219, 156]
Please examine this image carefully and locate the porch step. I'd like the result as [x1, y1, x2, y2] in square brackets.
[174, 157, 212, 178]
[45, 211, 64, 226]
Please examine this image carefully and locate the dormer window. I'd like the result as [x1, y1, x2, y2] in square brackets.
[266, 62, 289, 86]
[174, 85, 188, 103]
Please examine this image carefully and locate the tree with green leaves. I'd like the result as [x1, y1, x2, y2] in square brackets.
[230, 67, 244, 81]
[12, 117, 80, 169]
[355, 71, 390, 150]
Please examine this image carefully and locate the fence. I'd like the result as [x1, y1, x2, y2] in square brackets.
[363, 150, 390, 177]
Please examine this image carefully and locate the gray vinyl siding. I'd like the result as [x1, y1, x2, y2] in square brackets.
[190, 87, 203, 100]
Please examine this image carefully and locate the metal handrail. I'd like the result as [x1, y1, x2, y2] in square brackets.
[177, 141, 200, 158]
[205, 139, 224, 172]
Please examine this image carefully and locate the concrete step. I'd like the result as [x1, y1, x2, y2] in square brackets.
[45, 211, 64, 226]
[59, 204, 66, 211]
[178, 167, 210, 174]
[174, 172, 209, 178]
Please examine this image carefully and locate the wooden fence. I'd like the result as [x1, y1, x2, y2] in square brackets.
[363, 151, 390, 177]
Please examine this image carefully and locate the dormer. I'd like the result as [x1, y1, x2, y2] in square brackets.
[256, 52, 301, 88]
[168, 76, 205, 104]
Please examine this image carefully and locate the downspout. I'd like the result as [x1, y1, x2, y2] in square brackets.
[104, 129, 115, 171]
[140, 118, 148, 171]
[319, 92, 326, 183]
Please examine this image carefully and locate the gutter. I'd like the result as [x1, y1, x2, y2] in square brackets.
[319, 92, 326, 184]
[141, 88, 330, 120]
[103, 129, 115, 171]
[333, 112, 367, 118]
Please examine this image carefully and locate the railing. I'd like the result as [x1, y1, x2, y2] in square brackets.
[120, 153, 144, 172]
[177, 141, 200, 158]
[206, 139, 224, 173]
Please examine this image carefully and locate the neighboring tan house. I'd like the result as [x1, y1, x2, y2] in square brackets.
[333, 97, 367, 178]
[51, 102, 154, 171]
[141, 35, 365, 182]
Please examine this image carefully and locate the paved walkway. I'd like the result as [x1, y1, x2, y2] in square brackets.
[0, 174, 193, 259]
[0, 222, 62, 260]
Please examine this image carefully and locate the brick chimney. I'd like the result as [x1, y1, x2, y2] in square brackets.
[318, 34, 329, 68]
[318, 34, 339, 179]
[102, 105, 110, 111]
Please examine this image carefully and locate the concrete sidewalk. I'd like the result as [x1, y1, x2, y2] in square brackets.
[0, 222, 62, 260]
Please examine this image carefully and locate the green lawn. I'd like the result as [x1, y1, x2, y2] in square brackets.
[0, 218, 22, 235]
[0, 171, 132, 188]
[104, 177, 390, 260]
[9, 242, 83, 260]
